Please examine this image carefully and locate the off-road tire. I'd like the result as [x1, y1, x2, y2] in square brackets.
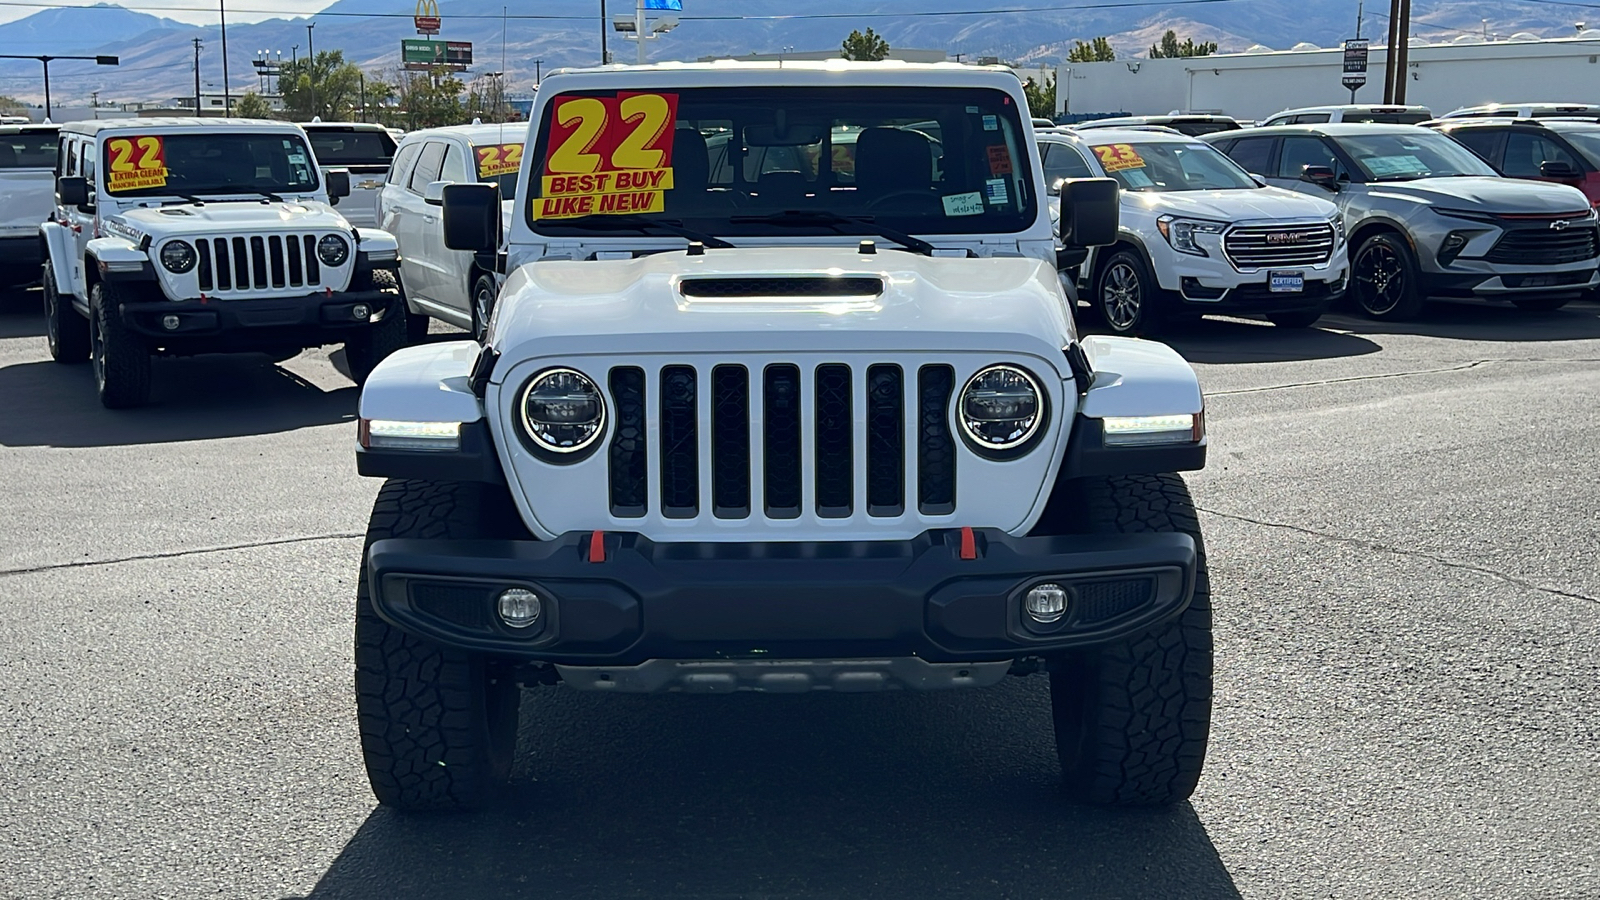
[44, 265, 90, 364]
[395, 272, 431, 344]
[1266, 309, 1323, 328]
[1094, 248, 1165, 336]
[1050, 473, 1213, 807]
[1352, 232, 1425, 320]
[470, 273, 498, 343]
[343, 268, 408, 386]
[356, 479, 525, 811]
[1509, 295, 1571, 312]
[89, 280, 152, 409]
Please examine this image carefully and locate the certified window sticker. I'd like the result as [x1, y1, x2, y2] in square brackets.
[1092, 143, 1146, 173]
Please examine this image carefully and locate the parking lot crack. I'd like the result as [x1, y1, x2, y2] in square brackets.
[0, 533, 364, 579]
[1197, 506, 1600, 606]
[1208, 357, 1600, 396]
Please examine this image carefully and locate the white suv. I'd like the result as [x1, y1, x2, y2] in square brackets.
[1040, 128, 1348, 332]
[0, 123, 58, 288]
[300, 121, 398, 229]
[378, 123, 524, 340]
[1260, 105, 1434, 126]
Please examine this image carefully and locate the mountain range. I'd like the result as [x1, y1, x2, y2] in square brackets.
[0, 0, 1590, 107]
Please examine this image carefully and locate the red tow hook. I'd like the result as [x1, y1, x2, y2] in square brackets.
[588, 530, 607, 563]
[958, 526, 978, 560]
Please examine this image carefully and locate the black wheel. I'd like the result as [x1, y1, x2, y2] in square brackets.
[470, 273, 498, 342]
[1352, 233, 1424, 320]
[343, 269, 408, 386]
[89, 280, 152, 409]
[1509, 295, 1571, 312]
[44, 265, 90, 364]
[356, 479, 526, 811]
[1050, 474, 1212, 807]
[1265, 308, 1323, 328]
[1094, 249, 1164, 336]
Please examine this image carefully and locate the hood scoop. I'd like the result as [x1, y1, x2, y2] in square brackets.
[678, 276, 885, 298]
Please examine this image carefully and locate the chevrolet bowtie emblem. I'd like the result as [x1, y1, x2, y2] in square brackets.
[1550, 219, 1571, 230]
[356, 179, 384, 190]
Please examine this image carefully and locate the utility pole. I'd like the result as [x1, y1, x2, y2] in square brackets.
[1392, 0, 1411, 104]
[219, 0, 231, 115]
[193, 38, 203, 113]
[358, 72, 366, 123]
[306, 22, 316, 118]
[1382, 0, 1399, 102]
[0, 54, 119, 120]
[534, 59, 542, 84]
[600, 0, 608, 64]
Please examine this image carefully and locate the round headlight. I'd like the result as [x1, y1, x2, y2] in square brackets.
[519, 368, 605, 454]
[959, 364, 1044, 452]
[317, 234, 350, 267]
[159, 240, 196, 274]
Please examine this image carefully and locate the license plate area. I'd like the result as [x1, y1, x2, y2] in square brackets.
[1269, 271, 1304, 293]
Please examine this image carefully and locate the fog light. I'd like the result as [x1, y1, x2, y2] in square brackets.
[1024, 583, 1069, 624]
[351, 303, 371, 320]
[161, 314, 181, 331]
[496, 588, 543, 629]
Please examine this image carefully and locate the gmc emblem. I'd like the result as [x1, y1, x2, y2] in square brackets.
[1550, 220, 1571, 231]
[1265, 232, 1305, 245]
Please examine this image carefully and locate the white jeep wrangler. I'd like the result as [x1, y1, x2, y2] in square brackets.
[41, 118, 405, 408]
[353, 62, 1212, 811]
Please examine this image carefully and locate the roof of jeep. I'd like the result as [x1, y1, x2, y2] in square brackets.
[60, 117, 306, 137]
[0, 124, 57, 135]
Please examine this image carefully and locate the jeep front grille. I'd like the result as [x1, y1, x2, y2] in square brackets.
[194, 234, 325, 293]
[606, 362, 957, 521]
[1223, 223, 1335, 269]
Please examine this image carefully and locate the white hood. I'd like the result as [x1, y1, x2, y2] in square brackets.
[1123, 186, 1337, 222]
[118, 200, 350, 237]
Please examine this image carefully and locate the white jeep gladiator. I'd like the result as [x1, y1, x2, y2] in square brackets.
[353, 62, 1213, 811]
[40, 118, 405, 408]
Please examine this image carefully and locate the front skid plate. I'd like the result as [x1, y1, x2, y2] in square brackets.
[555, 657, 1014, 693]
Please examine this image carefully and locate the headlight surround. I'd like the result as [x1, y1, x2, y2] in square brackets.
[957, 364, 1046, 456]
[159, 240, 196, 274]
[1156, 215, 1227, 256]
[317, 234, 351, 267]
[1329, 213, 1346, 245]
[518, 367, 606, 458]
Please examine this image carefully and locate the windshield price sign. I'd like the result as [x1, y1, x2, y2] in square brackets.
[475, 143, 524, 179]
[1342, 38, 1369, 89]
[534, 92, 678, 220]
[106, 135, 167, 191]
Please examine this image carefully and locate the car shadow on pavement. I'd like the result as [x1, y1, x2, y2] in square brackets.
[1107, 315, 1385, 365]
[0, 286, 44, 339]
[292, 682, 1242, 900]
[0, 353, 355, 447]
[1318, 299, 1600, 341]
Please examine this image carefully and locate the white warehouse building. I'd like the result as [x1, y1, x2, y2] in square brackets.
[1054, 33, 1600, 121]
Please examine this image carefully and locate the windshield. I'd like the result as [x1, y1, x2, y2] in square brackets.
[527, 86, 1036, 237]
[1332, 131, 1498, 180]
[0, 129, 56, 169]
[1089, 140, 1258, 191]
[473, 141, 524, 198]
[1169, 122, 1240, 136]
[102, 132, 320, 197]
[1558, 130, 1600, 169]
[1344, 112, 1433, 125]
[305, 129, 396, 166]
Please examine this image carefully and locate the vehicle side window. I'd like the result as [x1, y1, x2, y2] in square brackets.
[1042, 143, 1094, 186]
[387, 142, 421, 186]
[1292, 114, 1331, 124]
[1263, 117, 1290, 127]
[1277, 136, 1342, 179]
[81, 144, 96, 184]
[63, 138, 77, 176]
[408, 141, 446, 192]
[1224, 137, 1275, 175]
[440, 143, 468, 183]
[1449, 130, 1501, 165]
[1502, 132, 1580, 177]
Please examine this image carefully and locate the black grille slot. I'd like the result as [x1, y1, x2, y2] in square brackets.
[1485, 225, 1597, 265]
[711, 365, 751, 518]
[680, 276, 884, 298]
[249, 236, 269, 288]
[763, 364, 803, 519]
[608, 367, 648, 517]
[1075, 579, 1155, 624]
[814, 364, 853, 517]
[231, 237, 250, 289]
[659, 365, 699, 518]
[917, 365, 956, 515]
[268, 235, 287, 287]
[286, 233, 304, 286]
[865, 364, 904, 517]
[304, 235, 320, 284]
[196, 241, 213, 292]
[214, 238, 232, 290]
[410, 582, 492, 629]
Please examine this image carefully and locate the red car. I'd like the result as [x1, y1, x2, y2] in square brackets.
[1429, 118, 1600, 208]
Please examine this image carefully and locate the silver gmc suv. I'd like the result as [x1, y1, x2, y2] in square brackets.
[1206, 123, 1600, 317]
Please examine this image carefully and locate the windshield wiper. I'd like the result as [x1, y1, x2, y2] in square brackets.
[729, 210, 937, 257]
[557, 215, 733, 249]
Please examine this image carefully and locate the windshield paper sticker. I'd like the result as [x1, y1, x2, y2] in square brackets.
[535, 92, 678, 219]
[942, 191, 986, 217]
[1121, 168, 1155, 188]
[476, 143, 524, 179]
[986, 145, 1013, 176]
[106, 136, 168, 191]
[1362, 154, 1425, 177]
[1092, 143, 1145, 173]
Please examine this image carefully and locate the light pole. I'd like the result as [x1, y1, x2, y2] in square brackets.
[0, 54, 119, 120]
[600, 0, 608, 65]
[306, 22, 316, 118]
[220, 0, 231, 114]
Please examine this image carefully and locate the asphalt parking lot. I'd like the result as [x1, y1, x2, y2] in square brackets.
[1, 286, 1596, 900]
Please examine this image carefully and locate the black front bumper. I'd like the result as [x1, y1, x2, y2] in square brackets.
[366, 529, 1198, 665]
[119, 288, 398, 350]
[1, 235, 41, 269]
[1177, 275, 1345, 315]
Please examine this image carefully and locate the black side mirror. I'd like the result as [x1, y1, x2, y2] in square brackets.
[442, 182, 502, 252]
[1301, 165, 1340, 191]
[1058, 177, 1119, 248]
[325, 169, 351, 201]
[1539, 160, 1581, 180]
[57, 175, 88, 208]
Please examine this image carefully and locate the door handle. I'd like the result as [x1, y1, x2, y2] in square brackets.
[423, 215, 438, 224]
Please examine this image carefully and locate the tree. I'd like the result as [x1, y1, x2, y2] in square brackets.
[1068, 37, 1116, 62]
[465, 74, 512, 124]
[279, 49, 366, 120]
[1022, 74, 1056, 120]
[234, 91, 274, 119]
[388, 67, 464, 130]
[1148, 30, 1217, 58]
[841, 27, 890, 61]
[0, 94, 27, 116]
